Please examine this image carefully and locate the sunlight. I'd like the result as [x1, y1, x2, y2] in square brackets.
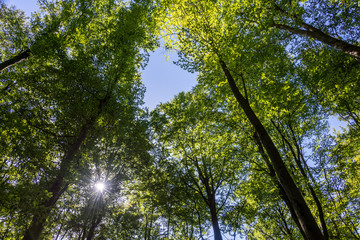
[94, 182, 105, 192]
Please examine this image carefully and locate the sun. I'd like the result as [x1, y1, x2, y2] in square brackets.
[94, 182, 105, 192]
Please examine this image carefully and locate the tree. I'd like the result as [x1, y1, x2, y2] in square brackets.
[0, 0, 155, 239]
[155, 0, 327, 238]
[49, 118, 151, 239]
[150, 87, 248, 240]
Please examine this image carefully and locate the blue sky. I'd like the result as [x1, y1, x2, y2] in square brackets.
[4, 0, 197, 111]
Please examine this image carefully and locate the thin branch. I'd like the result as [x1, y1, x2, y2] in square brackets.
[239, 73, 249, 104]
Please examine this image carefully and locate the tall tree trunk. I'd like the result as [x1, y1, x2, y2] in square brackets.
[86, 215, 103, 240]
[253, 132, 307, 239]
[0, 49, 31, 72]
[22, 122, 91, 240]
[144, 215, 148, 240]
[167, 211, 171, 238]
[194, 157, 223, 240]
[22, 183, 69, 240]
[196, 210, 205, 240]
[148, 213, 153, 239]
[22, 95, 110, 240]
[219, 59, 324, 240]
[208, 195, 223, 240]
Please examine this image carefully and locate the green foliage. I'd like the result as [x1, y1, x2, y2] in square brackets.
[151, 0, 360, 239]
[0, 2, 30, 56]
[0, 0, 155, 238]
[149, 86, 251, 239]
[1, 0, 360, 239]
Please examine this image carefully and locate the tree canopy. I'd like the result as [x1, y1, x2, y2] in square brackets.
[1, 0, 359, 239]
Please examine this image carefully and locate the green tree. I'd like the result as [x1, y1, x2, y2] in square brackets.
[151, 87, 247, 240]
[155, 0, 327, 238]
[0, 0, 155, 239]
[48, 118, 151, 239]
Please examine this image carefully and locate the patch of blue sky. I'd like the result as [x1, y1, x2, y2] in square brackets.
[4, 0, 198, 111]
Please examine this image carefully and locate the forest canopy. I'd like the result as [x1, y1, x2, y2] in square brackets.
[0, 0, 359, 239]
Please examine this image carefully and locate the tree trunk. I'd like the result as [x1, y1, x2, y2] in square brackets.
[167, 211, 171, 238]
[208, 195, 223, 240]
[196, 210, 204, 240]
[219, 59, 324, 240]
[23, 120, 94, 240]
[86, 215, 103, 240]
[144, 215, 148, 240]
[0, 49, 31, 72]
[22, 95, 110, 240]
[22, 183, 68, 240]
[253, 131, 307, 239]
